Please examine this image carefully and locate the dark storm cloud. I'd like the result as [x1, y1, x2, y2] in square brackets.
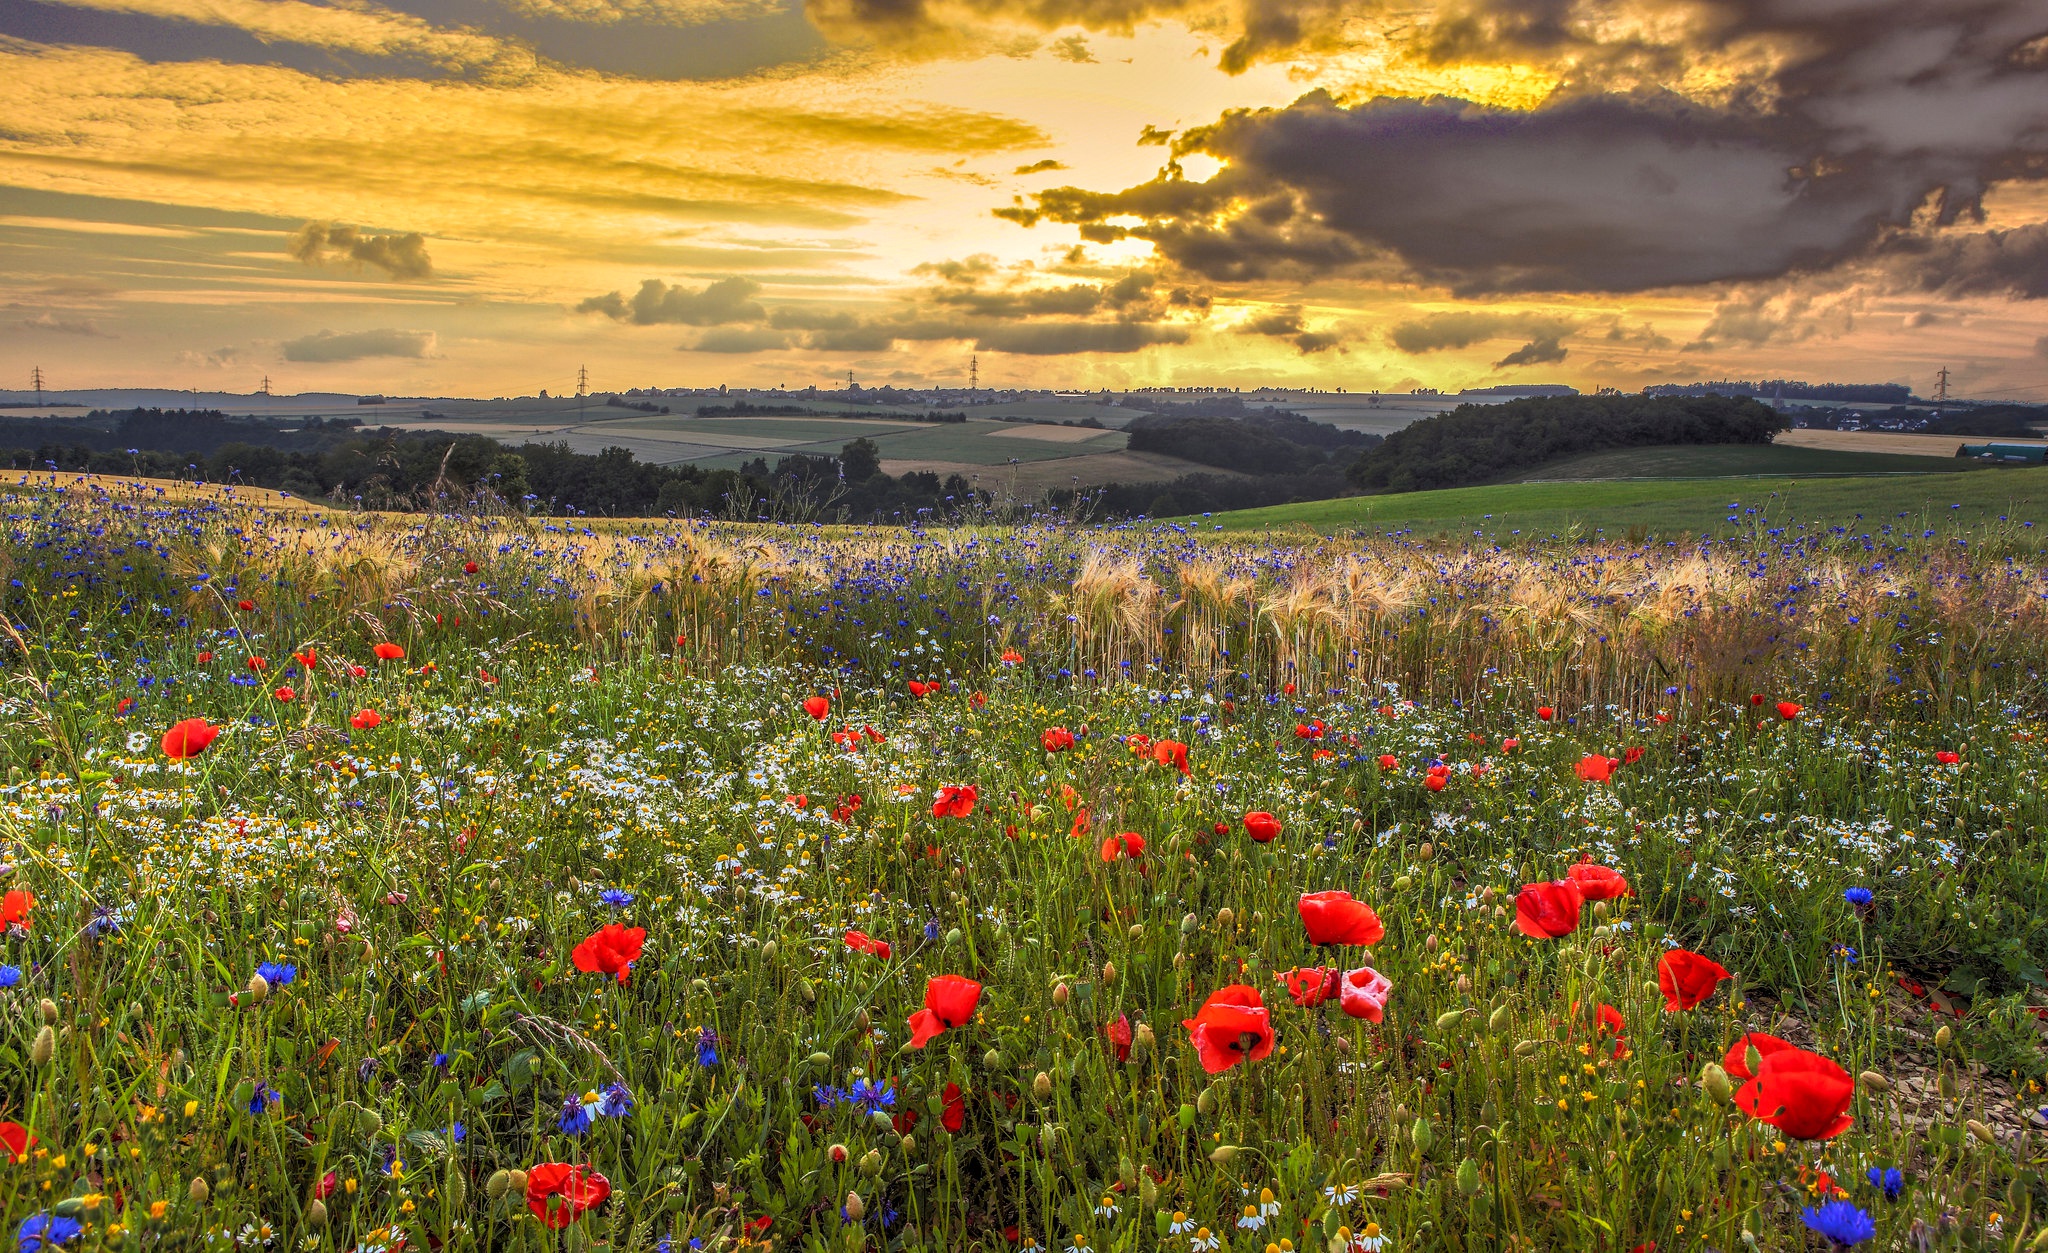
[1870, 223, 2048, 300]
[289, 223, 435, 281]
[578, 277, 766, 325]
[998, 0, 2048, 296]
[1493, 335, 1568, 367]
[1386, 310, 1577, 353]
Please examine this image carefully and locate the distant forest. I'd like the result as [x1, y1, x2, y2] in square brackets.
[1348, 394, 1786, 493]
[1645, 380, 1915, 404]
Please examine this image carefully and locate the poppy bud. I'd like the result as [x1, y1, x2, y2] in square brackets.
[305, 1199, 328, 1228]
[1133, 1023, 1155, 1055]
[830, 1143, 848, 1162]
[983, 1048, 1003, 1069]
[1208, 1145, 1237, 1165]
[245, 972, 270, 1005]
[1592, 901, 1610, 921]
[1033, 1072, 1053, 1100]
[1332, 1035, 1352, 1055]
[358, 1108, 382, 1137]
[189, 1177, 210, 1204]
[1456, 1158, 1480, 1196]
[1102, 960, 1116, 985]
[1859, 1070, 1890, 1093]
[485, 1170, 511, 1200]
[1128, 924, 1144, 939]
[855, 1008, 871, 1034]
[843, 1191, 865, 1221]
[1052, 983, 1070, 1007]
[38, 998, 56, 1025]
[30, 1025, 53, 1066]
[1180, 913, 1198, 935]
[945, 928, 962, 947]
[1425, 934, 1439, 953]
[1411, 1117, 1434, 1153]
[1700, 1063, 1733, 1104]
[1418, 842, 1435, 861]
[810, 1052, 832, 1067]
[1514, 1040, 1539, 1057]
[858, 1149, 882, 1177]
[1140, 1174, 1158, 1207]
[899, 1134, 915, 1154]
[1039, 1123, 1059, 1152]
[800, 981, 816, 1004]
[1743, 1044, 1763, 1076]
[1968, 1119, 1997, 1146]
[506, 1169, 527, 1195]
[1934, 1024, 1952, 1048]
[1455, 974, 1471, 994]
[1435, 1009, 1467, 1031]
[1197, 1088, 1216, 1115]
[1487, 1006, 1510, 1034]
[761, 940, 779, 961]
[1216, 907, 1234, 928]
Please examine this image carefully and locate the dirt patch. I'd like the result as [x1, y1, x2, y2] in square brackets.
[1774, 430, 2020, 458]
[984, 424, 1117, 444]
[879, 449, 1218, 492]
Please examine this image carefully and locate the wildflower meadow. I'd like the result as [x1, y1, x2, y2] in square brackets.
[2, 476, 2047, 1253]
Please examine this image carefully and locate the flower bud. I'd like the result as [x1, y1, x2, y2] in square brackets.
[30, 1025, 53, 1067]
[1208, 1145, 1237, 1165]
[1487, 1006, 1511, 1034]
[1513, 1039, 1540, 1057]
[1197, 1087, 1216, 1115]
[858, 1149, 883, 1177]
[843, 1191, 865, 1221]
[761, 940, 779, 961]
[1435, 1009, 1468, 1031]
[506, 1169, 528, 1195]
[944, 928, 962, 947]
[1700, 1063, 1733, 1104]
[1455, 974, 1471, 994]
[357, 1108, 382, 1137]
[1456, 1158, 1480, 1196]
[1180, 913, 1198, 934]
[244, 972, 270, 1005]
[1052, 983, 1070, 1007]
[1033, 1072, 1053, 1100]
[1332, 1035, 1352, 1056]
[1592, 901, 1610, 921]
[1424, 934, 1439, 953]
[810, 1052, 833, 1067]
[1101, 960, 1116, 985]
[983, 1048, 1003, 1069]
[1216, 907, 1234, 928]
[38, 999, 56, 1026]
[188, 1177, 210, 1205]
[1411, 1117, 1434, 1154]
[854, 1008, 871, 1034]
[1128, 924, 1145, 939]
[1858, 1071, 1889, 1093]
[799, 980, 816, 1004]
[305, 1200, 328, 1229]
[830, 1143, 848, 1162]
[1140, 1174, 1158, 1207]
[899, 1135, 915, 1154]
[1934, 1024, 1952, 1048]
[1968, 1119, 1997, 1146]
[1418, 842, 1435, 861]
[1039, 1123, 1059, 1153]
[485, 1170, 511, 1200]
[1392, 875, 1413, 891]
[1133, 1023, 1155, 1055]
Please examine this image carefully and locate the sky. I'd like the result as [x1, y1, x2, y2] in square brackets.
[3, 0, 2048, 400]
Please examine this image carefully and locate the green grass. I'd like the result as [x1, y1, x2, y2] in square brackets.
[1205, 466, 2048, 539]
[1513, 443, 1981, 481]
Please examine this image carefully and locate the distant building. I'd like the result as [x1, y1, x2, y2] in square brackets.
[1959, 443, 2048, 464]
[357, 395, 387, 405]
[1458, 384, 1580, 398]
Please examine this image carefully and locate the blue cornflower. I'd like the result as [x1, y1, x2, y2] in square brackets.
[600, 1083, 635, 1117]
[0, 966, 20, 989]
[1866, 1167, 1903, 1200]
[245, 1082, 279, 1116]
[558, 1095, 594, 1137]
[1801, 1201, 1876, 1247]
[923, 918, 939, 941]
[696, 1028, 719, 1068]
[846, 1078, 896, 1115]
[1831, 944, 1860, 964]
[16, 1212, 83, 1252]
[378, 1145, 401, 1176]
[1844, 887, 1874, 906]
[813, 1084, 845, 1108]
[446, 1122, 466, 1144]
[599, 889, 635, 908]
[256, 961, 296, 987]
[431, 1052, 450, 1069]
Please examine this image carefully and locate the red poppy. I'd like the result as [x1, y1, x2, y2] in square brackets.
[236, 599, 256, 612]
[932, 785, 977, 819]
[941, 1081, 966, 1131]
[1722, 1031, 1795, 1081]
[571, 923, 646, 986]
[1153, 740, 1190, 774]
[1298, 890, 1385, 946]
[478, 668, 498, 684]
[1622, 746, 1646, 765]
[350, 709, 382, 730]
[0, 891, 31, 932]
[844, 929, 892, 960]
[272, 686, 295, 703]
[803, 695, 830, 721]
[161, 717, 220, 760]
[1656, 949, 1731, 1011]
[1338, 967, 1392, 1022]
[293, 649, 318, 669]
[1500, 737, 1520, 752]
[1736, 1046, 1855, 1140]
[1934, 750, 1961, 764]
[196, 651, 214, 663]
[526, 1163, 611, 1228]
[1513, 880, 1585, 939]
[0, 1121, 35, 1164]
[246, 656, 267, 671]
[1566, 861, 1632, 900]
[1000, 649, 1024, 665]
[1295, 720, 1325, 740]
[372, 643, 405, 661]
[463, 561, 480, 574]
[1282, 682, 1296, 695]
[1575, 754, 1616, 783]
[1242, 811, 1282, 843]
[1750, 693, 1765, 706]
[1106, 1015, 1133, 1061]
[1181, 985, 1275, 1074]
[1100, 831, 1145, 862]
[348, 665, 366, 678]
[1041, 726, 1074, 753]
[907, 975, 983, 1048]
[1278, 966, 1339, 1008]
[1424, 774, 1447, 792]
[1776, 701, 1803, 721]
[908, 680, 936, 697]
[1537, 706, 1554, 721]
[1377, 754, 1398, 770]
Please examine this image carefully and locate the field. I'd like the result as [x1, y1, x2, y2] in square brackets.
[1205, 466, 2048, 541]
[1, 478, 2046, 1253]
[1513, 443, 1996, 481]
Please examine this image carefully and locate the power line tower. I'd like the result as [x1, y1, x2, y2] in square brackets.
[969, 354, 978, 393]
[1935, 366, 1950, 408]
[258, 374, 272, 396]
[576, 365, 589, 397]
[30, 366, 44, 407]
[846, 369, 856, 391]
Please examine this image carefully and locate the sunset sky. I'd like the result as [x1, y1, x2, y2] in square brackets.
[3, 0, 2047, 399]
